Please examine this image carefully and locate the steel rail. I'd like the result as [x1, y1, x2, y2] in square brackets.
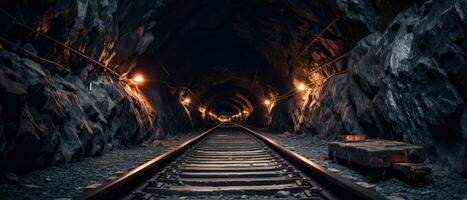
[79, 123, 386, 200]
[78, 124, 222, 200]
[236, 124, 387, 200]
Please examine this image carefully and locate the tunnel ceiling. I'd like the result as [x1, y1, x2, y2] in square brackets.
[133, 0, 367, 119]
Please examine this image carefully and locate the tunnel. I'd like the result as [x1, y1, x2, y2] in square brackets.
[131, 0, 368, 128]
[0, 0, 467, 199]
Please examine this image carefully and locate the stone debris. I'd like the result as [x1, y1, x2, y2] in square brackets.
[355, 181, 375, 188]
[153, 140, 162, 146]
[386, 195, 406, 200]
[4, 173, 20, 183]
[281, 131, 292, 138]
[84, 183, 101, 189]
[275, 190, 291, 198]
[114, 171, 125, 175]
[23, 184, 42, 189]
[327, 168, 339, 173]
[340, 175, 356, 180]
[319, 154, 330, 161]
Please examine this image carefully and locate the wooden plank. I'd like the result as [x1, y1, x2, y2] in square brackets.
[188, 157, 272, 161]
[186, 160, 275, 164]
[328, 139, 426, 168]
[189, 154, 271, 159]
[146, 184, 306, 195]
[192, 152, 267, 156]
[197, 147, 262, 151]
[194, 150, 267, 154]
[180, 166, 280, 172]
[184, 163, 276, 168]
[179, 171, 285, 178]
[161, 177, 299, 186]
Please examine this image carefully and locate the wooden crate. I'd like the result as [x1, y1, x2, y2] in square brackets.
[328, 139, 426, 168]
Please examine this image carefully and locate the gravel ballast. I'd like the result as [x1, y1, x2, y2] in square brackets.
[2, 128, 466, 200]
[0, 132, 200, 200]
[256, 129, 467, 200]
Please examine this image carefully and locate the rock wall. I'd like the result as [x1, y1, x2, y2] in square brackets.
[263, 0, 417, 131]
[290, 0, 467, 175]
[140, 85, 193, 138]
[0, 0, 192, 173]
[0, 48, 156, 173]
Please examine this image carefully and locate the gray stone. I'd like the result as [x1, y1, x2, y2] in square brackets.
[23, 184, 42, 189]
[275, 190, 291, 198]
[4, 173, 20, 183]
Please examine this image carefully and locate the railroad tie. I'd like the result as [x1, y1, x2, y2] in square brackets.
[140, 131, 317, 199]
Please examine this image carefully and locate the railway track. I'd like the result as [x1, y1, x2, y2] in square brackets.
[80, 123, 386, 200]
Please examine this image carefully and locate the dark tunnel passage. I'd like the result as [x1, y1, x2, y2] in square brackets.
[132, 0, 368, 127]
[0, 0, 467, 199]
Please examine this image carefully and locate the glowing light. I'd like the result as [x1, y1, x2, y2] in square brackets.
[264, 99, 271, 105]
[182, 98, 191, 105]
[199, 106, 207, 119]
[199, 106, 206, 113]
[340, 134, 366, 142]
[242, 110, 249, 115]
[219, 115, 230, 122]
[297, 83, 307, 91]
[132, 74, 144, 84]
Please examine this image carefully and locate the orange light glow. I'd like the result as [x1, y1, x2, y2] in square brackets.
[199, 106, 207, 119]
[219, 115, 230, 122]
[243, 110, 249, 115]
[264, 99, 271, 105]
[297, 83, 307, 91]
[339, 134, 366, 142]
[199, 107, 206, 113]
[132, 74, 144, 84]
[182, 98, 191, 105]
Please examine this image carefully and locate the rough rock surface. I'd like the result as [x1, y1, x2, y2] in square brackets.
[0, 0, 192, 174]
[0, 48, 156, 173]
[288, 0, 467, 175]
